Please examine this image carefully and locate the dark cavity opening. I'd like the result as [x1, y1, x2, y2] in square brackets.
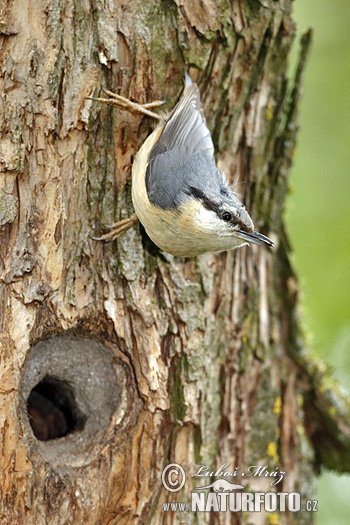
[26, 376, 86, 441]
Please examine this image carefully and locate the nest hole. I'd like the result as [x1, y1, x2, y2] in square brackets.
[20, 335, 139, 467]
[27, 376, 86, 441]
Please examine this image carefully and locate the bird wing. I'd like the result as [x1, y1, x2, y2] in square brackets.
[145, 82, 217, 209]
[148, 83, 214, 161]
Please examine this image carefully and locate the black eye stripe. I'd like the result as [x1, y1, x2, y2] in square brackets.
[188, 186, 249, 231]
[188, 186, 218, 213]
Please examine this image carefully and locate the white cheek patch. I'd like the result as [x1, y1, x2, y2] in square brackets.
[196, 207, 229, 235]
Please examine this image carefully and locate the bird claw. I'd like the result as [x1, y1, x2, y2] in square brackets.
[90, 213, 139, 242]
[89, 88, 165, 121]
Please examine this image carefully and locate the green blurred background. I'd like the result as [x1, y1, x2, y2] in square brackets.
[287, 0, 350, 522]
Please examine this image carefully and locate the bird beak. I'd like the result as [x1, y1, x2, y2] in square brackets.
[236, 230, 274, 248]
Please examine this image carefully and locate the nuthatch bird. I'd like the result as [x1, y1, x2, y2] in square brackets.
[91, 75, 274, 257]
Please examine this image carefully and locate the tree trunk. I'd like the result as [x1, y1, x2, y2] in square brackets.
[1, 1, 349, 524]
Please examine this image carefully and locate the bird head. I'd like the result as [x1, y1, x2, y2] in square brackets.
[182, 182, 274, 254]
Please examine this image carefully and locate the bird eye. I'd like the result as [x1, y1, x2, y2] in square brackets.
[221, 211, 232, 222]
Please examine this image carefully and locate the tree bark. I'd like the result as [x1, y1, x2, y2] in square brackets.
[0, 1, 349, 524]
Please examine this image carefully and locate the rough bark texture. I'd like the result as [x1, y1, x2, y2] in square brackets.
[1, 1, 349, 524]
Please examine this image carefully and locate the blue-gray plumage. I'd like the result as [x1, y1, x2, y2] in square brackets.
[146, 149, 218, 209]
[146, 82, 215, 208]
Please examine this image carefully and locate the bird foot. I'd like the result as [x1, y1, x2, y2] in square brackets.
[91, 213, 139, 242]
[88, 88, 165, 121]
